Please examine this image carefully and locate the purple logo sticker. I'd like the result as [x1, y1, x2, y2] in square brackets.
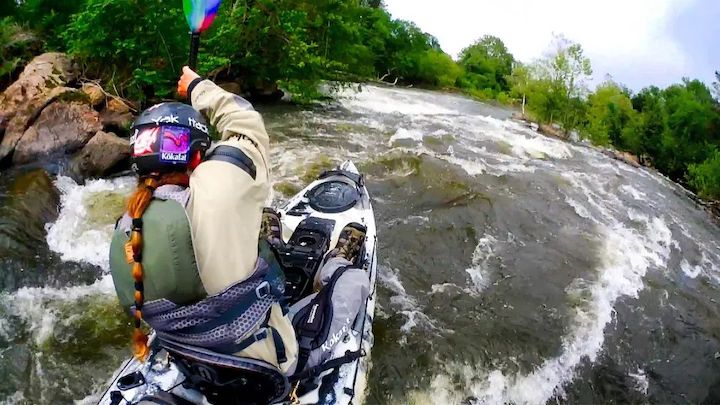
[160, 125, 191, 163]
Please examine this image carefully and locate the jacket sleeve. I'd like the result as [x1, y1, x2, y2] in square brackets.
[186, 80, 272, 295]
[190, 79, 270, 172]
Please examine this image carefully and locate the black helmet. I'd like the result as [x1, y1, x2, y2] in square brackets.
[129, 102, 211, 175]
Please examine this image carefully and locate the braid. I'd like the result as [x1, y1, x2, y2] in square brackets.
[125, 172, 189, 361]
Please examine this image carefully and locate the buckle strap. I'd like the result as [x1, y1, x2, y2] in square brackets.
[270, 327, 287, 364]
[207, 145, 257, 180]
[290, 349, 365, 382]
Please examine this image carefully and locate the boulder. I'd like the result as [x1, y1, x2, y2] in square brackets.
[107, 97, 131, 114]
[0, 53, 79, 162]
[12, 101, 102, 164]
[70, 131, 130, 178]
[99, 97, 134, 135]
[0, 169, 60, 259]
[538, 123, 566, 139]
[81, 83, 106, 107]
[615, 151, 640, 167]
[218, 82, 242, 95]
[0, 53, 76, 113]
[100, 108, 133, 135]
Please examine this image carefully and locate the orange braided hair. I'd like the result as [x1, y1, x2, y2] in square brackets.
[126, 172, 189, 361]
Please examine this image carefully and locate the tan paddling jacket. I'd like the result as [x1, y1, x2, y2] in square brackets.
[187, 80, 297, 373]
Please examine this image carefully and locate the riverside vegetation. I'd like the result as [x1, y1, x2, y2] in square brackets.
[1, 0, 719, 202]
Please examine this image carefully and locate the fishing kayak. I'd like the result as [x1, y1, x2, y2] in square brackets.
[98, 160, 377, 405]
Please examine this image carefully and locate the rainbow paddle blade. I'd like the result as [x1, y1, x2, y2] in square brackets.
[183, 0, 221, 33]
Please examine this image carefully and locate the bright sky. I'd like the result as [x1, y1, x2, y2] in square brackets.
[383, 0, 720, 91]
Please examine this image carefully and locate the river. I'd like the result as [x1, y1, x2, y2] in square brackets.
[0, 85, 719, 404]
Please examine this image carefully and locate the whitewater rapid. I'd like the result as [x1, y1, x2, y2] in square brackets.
[1, 84, 718, 404]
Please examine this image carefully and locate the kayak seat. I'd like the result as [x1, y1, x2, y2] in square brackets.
[159, 339, 290, 405]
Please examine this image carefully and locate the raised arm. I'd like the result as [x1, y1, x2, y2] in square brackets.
[178, 66, 270, 168]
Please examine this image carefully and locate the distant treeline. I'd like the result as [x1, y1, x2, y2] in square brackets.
[0, 0, 719, 200]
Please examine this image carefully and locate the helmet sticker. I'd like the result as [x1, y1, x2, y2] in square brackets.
[188, 117, 209, 134]
[133, 127, 158, 156]
[160, 126, 191, 163]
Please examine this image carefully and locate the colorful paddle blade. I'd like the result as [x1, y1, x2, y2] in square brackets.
[183, 0, 222, 33]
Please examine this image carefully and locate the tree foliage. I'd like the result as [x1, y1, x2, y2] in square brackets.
[689, 149, 720, 199]
[519, 35, 593, 132]
[585, 81, 637, 146]
[2, 1, 720, 201]
[457, 35, 514, 95]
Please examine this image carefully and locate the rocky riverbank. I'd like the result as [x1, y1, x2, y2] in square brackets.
[511, 112, 720, 222]
[0, 53, 133, 179]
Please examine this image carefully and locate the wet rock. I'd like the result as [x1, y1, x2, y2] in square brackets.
[615, 151, 640, 167]
[70, 131, 130, 178]
[12, 101, 102, 165]
[218, 81, 242, 95]
[0, 344, 31, 392]
[99, 98, 134, 136]
[600, 148, 641, 168]
[0, 169, 60, 258]
[99, 109, 133, 136]
[0, 53, 77, 113]
[107, 98, 130, 114]
[0, 53, 81, 162]
[81, 83, 106, 107]
[538, 123, 566, 139]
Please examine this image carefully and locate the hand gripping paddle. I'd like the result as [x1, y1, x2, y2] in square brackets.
[183, 0, 222, 70]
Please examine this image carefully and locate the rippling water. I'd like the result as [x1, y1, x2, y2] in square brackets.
[0, 85, 719, 404]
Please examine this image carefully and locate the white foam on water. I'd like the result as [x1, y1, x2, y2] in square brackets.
[419, 194, 673, 404]
[680, 259, 702, 278]
[0, 391, 25, 405]
[465, 235, 498, 294]
[388, 128, 424, 146]
[337, 85, 459, 115]
[439, 154, 486, 176]
[430, 283, 466, 295]
[629, 368, 650, 395]
[378, 265, 446, 338]
[399, 310, 438, 334]
[620, 184, 648, 202]
[378, 265, 408, 298]
[46, 176, 134, 270]
[0, 275, 115, 345]
[386, 215, 430, 227]
[454, 115, 573, 161]
[565, 197, 594, 221]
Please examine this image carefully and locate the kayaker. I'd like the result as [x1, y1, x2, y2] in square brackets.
[109, 67, 298, 374]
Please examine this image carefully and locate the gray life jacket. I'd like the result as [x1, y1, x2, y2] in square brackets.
[109, 185, 288, 360]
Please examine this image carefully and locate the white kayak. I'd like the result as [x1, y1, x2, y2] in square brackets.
[98, 160, 377, 405]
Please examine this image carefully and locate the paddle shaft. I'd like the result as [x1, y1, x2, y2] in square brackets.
[189, 32, 201, 70]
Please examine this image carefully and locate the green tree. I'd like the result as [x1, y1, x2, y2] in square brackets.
[688, 149, 720, 199]
[585, 81, 637, 147]
[457, 35, 514, 94]
[528, 35, 593, 131]
[63, 0, 187, 102]
[537, 34, 593, 100]
[659, 79, 719, 179]
[0, 0, 16, 17]
[630, 87, 668, 161]
[509, 62, 531, 114]
[16, 0, 86, 49]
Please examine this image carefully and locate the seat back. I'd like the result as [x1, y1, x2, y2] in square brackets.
[160, 339, 289, 405]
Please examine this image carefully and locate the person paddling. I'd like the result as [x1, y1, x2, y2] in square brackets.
[109, 67, 298, 375]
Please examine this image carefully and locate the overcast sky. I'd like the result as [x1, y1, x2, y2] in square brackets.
[383, 0, 719, 91]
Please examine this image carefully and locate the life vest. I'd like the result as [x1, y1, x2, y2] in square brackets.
[109, 186, 287, 359]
